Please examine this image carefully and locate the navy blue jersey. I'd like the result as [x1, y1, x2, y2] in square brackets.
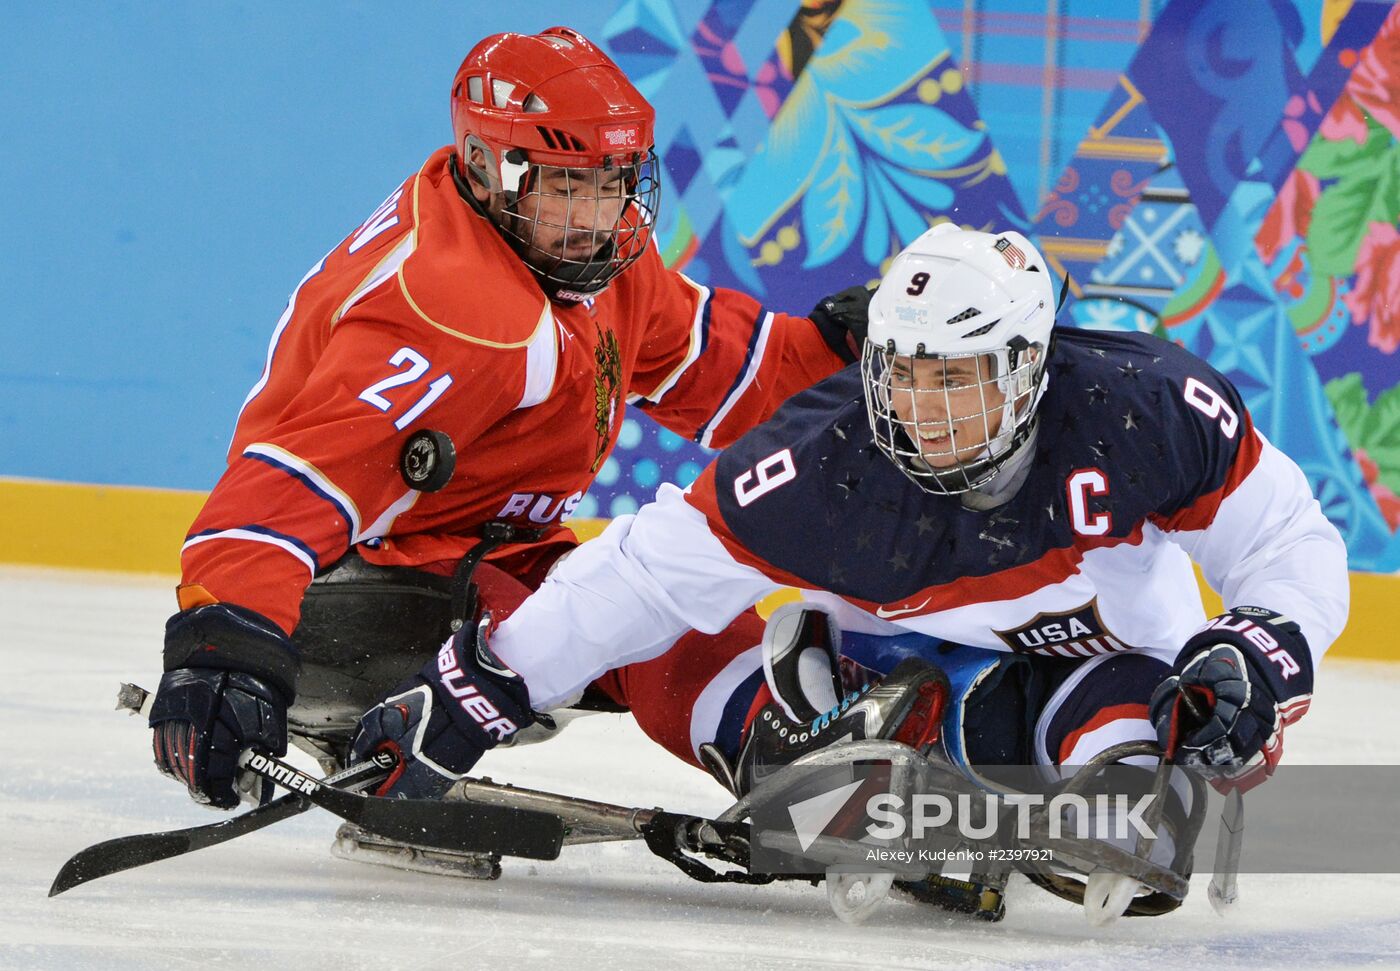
[675, 327, 1342, 663]
[492, 327, 1346, 710]
[702, 328, 1246, 605]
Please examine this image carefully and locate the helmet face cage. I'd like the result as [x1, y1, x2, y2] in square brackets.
[469, 138, 661, 301]
[861, 339, 1047, 495]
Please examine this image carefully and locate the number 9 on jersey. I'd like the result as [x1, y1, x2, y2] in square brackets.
[734, 449, 797, 507]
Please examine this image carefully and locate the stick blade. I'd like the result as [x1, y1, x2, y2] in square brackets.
[50, 831, 193, 897]
[49, 795, 308, 896]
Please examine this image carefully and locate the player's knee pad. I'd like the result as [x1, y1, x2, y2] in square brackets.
[1034, 652, 1172, 767]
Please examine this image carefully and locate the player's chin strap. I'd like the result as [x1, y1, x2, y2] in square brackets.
[451, 151, 535, 236]
[451, 153, 493, 215]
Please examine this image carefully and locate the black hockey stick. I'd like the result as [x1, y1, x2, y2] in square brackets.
[50, 752, 565, 896]
[52, 718, 566, 899]
[240, 749, 564, 859]
[49, 755, 391, 897]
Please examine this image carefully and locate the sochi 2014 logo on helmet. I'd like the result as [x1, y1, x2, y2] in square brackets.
[599, 124, 642, 149]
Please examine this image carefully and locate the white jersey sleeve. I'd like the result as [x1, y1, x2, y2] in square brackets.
[489, 483, 782, 709]
[1163, 429, 1349, 670]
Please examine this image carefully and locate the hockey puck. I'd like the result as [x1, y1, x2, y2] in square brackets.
[399, 430, 456, 492]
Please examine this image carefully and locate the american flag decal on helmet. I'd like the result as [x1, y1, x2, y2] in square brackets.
[994, 237, 1027, 269]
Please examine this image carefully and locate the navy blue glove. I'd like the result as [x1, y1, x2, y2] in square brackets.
[1149, 607, 1313, 788]
[809, 285, 873, 363]
[350, 617, 533, 800]
[148, 604, 297, 809]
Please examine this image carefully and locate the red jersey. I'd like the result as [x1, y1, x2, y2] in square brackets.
[180, 147, 844, 634]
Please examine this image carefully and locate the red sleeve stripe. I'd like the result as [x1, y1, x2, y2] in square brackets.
[849, 417, 1262, 619]
[1149, 418, 1264, 535]
[846, 524, 1153, 618]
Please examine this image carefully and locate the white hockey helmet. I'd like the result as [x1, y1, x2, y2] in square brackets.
[861, 224, 1057, 494]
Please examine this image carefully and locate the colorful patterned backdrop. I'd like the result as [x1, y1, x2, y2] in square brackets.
[576, 0, 1400, 574]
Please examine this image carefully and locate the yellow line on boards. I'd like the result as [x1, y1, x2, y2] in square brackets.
[3, 477, 207, 576]
[2, 477, 1393, 662]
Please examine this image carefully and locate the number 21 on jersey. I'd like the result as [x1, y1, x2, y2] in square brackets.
[359, 347, 454, 430]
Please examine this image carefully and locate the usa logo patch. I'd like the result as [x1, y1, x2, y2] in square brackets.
[994, 237, 1027, 269]
[992, 599, 1138, 657]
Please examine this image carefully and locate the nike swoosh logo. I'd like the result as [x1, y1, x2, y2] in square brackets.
[875, 598, 932, 619]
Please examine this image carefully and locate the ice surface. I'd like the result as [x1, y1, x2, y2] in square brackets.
[3, 566, 1398, 970]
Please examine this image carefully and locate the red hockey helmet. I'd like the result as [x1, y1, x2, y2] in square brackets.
[450, 26, 662, 301]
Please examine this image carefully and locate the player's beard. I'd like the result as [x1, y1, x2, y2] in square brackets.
[505, 216, 618, 297]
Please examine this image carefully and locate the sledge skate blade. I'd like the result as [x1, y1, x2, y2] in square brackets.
[1208, 877, 1238, 915]
[826, 869, 894, 924]
[331, 823, 501, 880]
[1083, 869, 1140, 926]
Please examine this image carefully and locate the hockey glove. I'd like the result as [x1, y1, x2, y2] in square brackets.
[809, 285, 874, 363]
[1149, 607, 1313, 789]
[148, 603, 297, 809]
[349, 616, 533, 800]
